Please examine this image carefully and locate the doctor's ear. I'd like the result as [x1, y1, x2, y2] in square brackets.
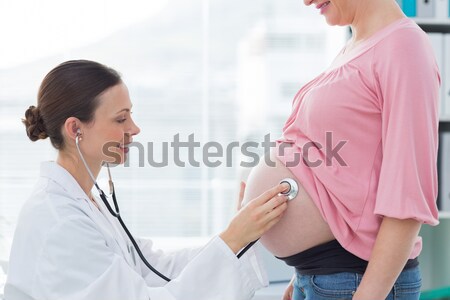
[63, 117, 83, 142]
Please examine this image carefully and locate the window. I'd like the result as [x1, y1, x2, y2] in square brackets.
[0, 0, 346, 260]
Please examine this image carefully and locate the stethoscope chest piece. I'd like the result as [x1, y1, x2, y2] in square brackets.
[279, 178, 299, 201]
[236, 177, 300, 259]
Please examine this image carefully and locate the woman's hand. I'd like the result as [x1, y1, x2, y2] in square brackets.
[220, 182, 289, 254]
[282, 275, 295, 300]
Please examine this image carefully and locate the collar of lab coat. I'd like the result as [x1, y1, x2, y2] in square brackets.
[40, 161, 91, 202]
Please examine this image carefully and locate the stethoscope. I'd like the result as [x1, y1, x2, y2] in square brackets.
[236, 177, 298, 258]
[75, 129, 299, 281]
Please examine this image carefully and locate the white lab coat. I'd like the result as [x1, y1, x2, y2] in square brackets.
[5, 162, 268, 300]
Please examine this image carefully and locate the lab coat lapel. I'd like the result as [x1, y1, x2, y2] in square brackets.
[41, 161, 138, 270]
[87, 196, 138, 270]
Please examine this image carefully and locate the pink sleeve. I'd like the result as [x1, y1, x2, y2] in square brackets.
[372, 29, 440, 224]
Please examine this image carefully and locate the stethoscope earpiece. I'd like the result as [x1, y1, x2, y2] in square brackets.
[75, 129, 82, 143]
[279, 178, 299, 201]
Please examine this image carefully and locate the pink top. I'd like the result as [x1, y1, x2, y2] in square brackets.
[275, 18, 440, 261]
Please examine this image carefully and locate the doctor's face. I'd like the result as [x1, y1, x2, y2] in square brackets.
[81, 83, 141, 165]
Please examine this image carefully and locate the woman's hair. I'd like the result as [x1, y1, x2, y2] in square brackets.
[22, 60, 122, 149]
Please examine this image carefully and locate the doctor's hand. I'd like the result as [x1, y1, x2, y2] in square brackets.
[220, 183, 289, 254]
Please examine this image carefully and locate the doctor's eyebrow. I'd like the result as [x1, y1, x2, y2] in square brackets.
[115, 106, 133, 114]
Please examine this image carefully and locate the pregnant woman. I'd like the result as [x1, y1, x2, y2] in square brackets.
[242, 0, 440, 299]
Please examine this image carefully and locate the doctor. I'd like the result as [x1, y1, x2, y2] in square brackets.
[6, 60, 289, 300]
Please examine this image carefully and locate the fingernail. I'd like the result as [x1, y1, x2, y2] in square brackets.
[280, 182, 290, 191]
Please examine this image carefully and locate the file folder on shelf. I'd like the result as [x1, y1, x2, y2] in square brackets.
[445, 34, 450, 117]
[403, 0, 417, 17]
[417, 0, 435, 18]
[439, 131, 450, 211]
[435, 0, 450, 19]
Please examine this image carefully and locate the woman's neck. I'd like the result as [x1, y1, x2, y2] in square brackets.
[350, 0, 405, 43]
[56, 150, 101, 200]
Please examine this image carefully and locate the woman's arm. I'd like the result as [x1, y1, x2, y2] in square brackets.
[352, 217, 422, 299]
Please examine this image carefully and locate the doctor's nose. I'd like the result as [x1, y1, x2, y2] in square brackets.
[129, 118, 141, 136]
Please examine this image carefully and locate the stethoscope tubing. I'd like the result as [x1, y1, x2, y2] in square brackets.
[75, 133, 298, 282]
[76, 134, 172, 281]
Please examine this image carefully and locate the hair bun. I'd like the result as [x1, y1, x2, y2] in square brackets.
[23, 105, 48, 141]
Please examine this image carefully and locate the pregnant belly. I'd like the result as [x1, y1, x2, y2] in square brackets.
[242, 149, 334, 257]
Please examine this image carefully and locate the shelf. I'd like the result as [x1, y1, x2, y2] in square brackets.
[440, 121, 450, 132]
[439, 211, 450, 219]
[413, 18, 450, 33]
[411, 18, 450, 25]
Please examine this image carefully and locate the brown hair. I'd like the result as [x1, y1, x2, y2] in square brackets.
[22, 60, 122, 149]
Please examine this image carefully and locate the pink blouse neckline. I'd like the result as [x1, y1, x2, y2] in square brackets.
[324, 17, 412, 75]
